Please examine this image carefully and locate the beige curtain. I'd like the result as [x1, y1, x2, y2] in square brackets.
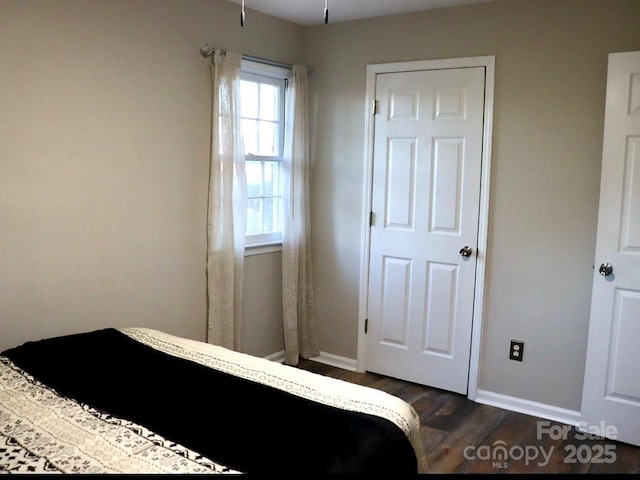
[282, 66, 319, 365]
[206, 51, 246, 351]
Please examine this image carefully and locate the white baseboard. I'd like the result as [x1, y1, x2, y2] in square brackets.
[264, 350, 357, 372]
[308, 351, 357, 371]
[475, 388, 581, 427]
[263, 350, 285, 363]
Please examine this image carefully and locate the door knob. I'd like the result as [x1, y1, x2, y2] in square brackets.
[459, 246, 473, 257]
[599, 263, 613, 276]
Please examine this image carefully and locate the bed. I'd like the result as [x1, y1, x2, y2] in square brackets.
[0, 327, 427, 474]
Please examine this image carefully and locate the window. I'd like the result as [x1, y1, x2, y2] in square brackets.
[240, 61, 289, 247]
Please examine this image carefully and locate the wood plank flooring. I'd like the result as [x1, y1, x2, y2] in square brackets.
[295, 359, 640, 474]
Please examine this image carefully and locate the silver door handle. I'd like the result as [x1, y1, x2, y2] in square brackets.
[459, 246, 473, 257]
[599, 263, 613, 276]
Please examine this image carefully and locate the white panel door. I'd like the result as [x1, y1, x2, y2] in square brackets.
[580, 51, 640, 447]
[365, 67, 485, 395]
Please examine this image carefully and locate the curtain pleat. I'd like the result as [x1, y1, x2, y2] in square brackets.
[206, 51, 246, 351]
[282, 66, 319, 365]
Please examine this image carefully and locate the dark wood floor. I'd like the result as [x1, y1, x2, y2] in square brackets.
[295, 359, 640, 474]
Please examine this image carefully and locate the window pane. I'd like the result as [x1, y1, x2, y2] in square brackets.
[273, 197, 282, 233]
[257, 120, 277, 156]
[260, 84, 278, 121]
[263, 161, 279, 196]
[242, 119, 258, 155]
[246, 161, 262, 198]
[246, 198, 262, 236]
[241, 80, 258, 118]
[263, 198, 276, 233]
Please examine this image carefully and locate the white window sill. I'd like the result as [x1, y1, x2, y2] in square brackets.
[245, 243, 282, 256]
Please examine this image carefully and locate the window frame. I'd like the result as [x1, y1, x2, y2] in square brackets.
[240, 60, 290, 250]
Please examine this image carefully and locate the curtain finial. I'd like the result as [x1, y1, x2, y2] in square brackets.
[200, 43, 214, 58]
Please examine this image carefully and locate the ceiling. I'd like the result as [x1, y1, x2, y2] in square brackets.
[227, 0, 495, 26]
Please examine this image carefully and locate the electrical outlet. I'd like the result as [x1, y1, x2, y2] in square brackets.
[509, 340, 524, 361]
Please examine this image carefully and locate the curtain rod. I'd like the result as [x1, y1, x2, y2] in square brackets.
[199, 43, 311, 72]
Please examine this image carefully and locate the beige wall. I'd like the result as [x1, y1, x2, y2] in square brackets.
[3, 0, 640, 417]
[242, 250, 284, 357]
[0, 0, 301, 354]
[306, 0, 640, 411]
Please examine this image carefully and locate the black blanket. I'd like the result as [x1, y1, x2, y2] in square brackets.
[2, 328, 418, 474]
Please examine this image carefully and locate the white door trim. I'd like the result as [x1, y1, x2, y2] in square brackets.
[356, 56, 495, 400]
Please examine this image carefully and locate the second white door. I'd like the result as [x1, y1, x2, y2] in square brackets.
[580, 51, 640, 448]
[365, 66, 486, 395]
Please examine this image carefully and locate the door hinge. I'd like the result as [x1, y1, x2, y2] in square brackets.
[364, 318, 368, 334]
[372, 99, 378, 115]
[369, 211, 374, 227]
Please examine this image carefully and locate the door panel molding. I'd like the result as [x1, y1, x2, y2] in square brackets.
[357, 56, 495, 401]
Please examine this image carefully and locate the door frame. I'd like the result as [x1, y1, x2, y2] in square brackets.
[356, 56, 495, 400]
